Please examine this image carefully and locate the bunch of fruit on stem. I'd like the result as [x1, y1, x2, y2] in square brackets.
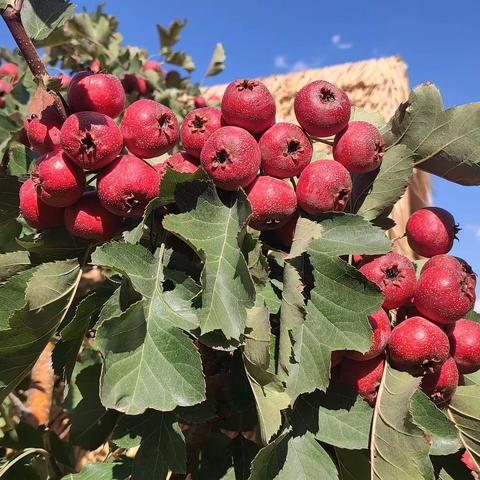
[19, 70, 478, 412]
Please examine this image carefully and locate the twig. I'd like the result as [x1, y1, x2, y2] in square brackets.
[310, 136, 334, 147]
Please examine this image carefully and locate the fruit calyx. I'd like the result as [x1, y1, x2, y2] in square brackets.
[236, 79, 259, 91]
[188, 114, 208, 133]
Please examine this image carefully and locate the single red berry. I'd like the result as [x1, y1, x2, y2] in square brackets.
[155, 152, 199, 180]
[0, 79, 13, 108]
[448, 319, 480, 374]
[294, 80, 351, 137]
[65, 192, 122, 241]
[19, 178, 64, 230]
[296, 160, 352, 215]
[344, 309, 391, 361]
[143, 60, 164, 74]
[246, 176, 297, 231]
[272, 211, 298, 248]
[26, 105, 63, 154]
[461, 451, 479, 473]
[97, 154, 159, 218]
[60, 112, 123, 170]
[122, 74, 152, 96]
[0, 62, 18, 83]
[414, 266, 476, 324]
[420, 356, 459, 406]
[406, 207, 459, 258]
[31, 151, 85, 207]
[180, 107, 223, 159]
[194, 96, 207, 108]
[331, 351, 344, 369]
[67, 71, 126, 118]
[422, 254, 476, 289]
[339, 356, 385, 406]
[333, 121, 385, 173]
[259, 122, 313, 178]
[200, 126, 261, 191]
[221, 79, 276, 134]
[388, 316, 450, 375]
[360, 252, 417, 310]
[121, 99, 179, 159]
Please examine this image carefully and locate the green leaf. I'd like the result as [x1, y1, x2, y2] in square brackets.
[0, 251, 30, 282]
[157, 19, 187, 52]
[22, 0, 75, 43]
[61, 461, 131, 479]
[0, 259, 81, 402]
[0, 176, 20, 223]
[409, 390, 461, 456]
[384, 83, 480, 185]
[92, 242, 205, 414]
[335, 449, 371, 480]
[352, 144, 415, 221]
[350, 107, 385, 128]
[371, 364, 434, 480]
[206, 43, 226, 77]
[248, 431, 339, 480]
[7, 144, 38, 176]
[287, 252, 383, 396]
[163, 182, 255, 341]
[292, 384, 373, 450]
[164, 50, 195, 72]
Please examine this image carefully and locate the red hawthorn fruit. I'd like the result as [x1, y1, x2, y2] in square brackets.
[296, 159, 352, 215]
[388, 316, 450, 375]
[143, 60, 164, 74]
[221, 79, 276, 135]
[60, 111, 123, 171]
[121, 99, 179, 159]
[406, 207, 458, 258]
[97, 154, 159, 218]
[420, 356, 459, 406]
[155, 152, 199, 180]
[461, 451, 479, 473]
[448, 319, 480, 374]
[333, 121, 385, 173]
[414, 266, 476, 324]
[421, 255, 476, 291]
[31, 151, 85, 207]
[359, 252, 417, 310]
[331, 351, 344, 369]
[259, 122, 313, 179]
[294, 80, 351, 137]
[194, 96, 207, 108]
[246, 176, 297, 231]
[65, 192, 122, 241]
[19, 178, 64, 230]
[0, 79, 13, 108]
[344, 309, 391, 361]
[67, 71, 126, 118]
[122, 73, 152, 96]
[180, 107, 223, 159]
[26, 105, 63, 154]
[272, 211, 299, 248]
[200, 126, 261, 191]
[339, 356, 385, 406]
[0, 62, 19, 83]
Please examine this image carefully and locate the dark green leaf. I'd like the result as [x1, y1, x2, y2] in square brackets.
[0, 251, 30, 282]
[335, 448, 371, 480]
[7, 144, 38, 176]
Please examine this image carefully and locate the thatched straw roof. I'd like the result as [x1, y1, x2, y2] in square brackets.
[203, 56, 430, 258]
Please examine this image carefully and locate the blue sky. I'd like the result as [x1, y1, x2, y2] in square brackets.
[1, 0, 479, 304]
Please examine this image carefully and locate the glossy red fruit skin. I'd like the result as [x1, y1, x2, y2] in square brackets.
[200, 126, 261, 191]
[65, 192, 122, 241]
[461, 451, 479, 473]
[60, 112, 123, 171]
[0, 79, 13, 108]
[448, 319, 480, 374]
[406, 207, 458, 258]
[333, 121, 385, 173]
[259, 122, 313, 178]
[388, 316, 450, 375]
[246, 176, 297, 231]
[344, 309, 391, 361]
[414, 266, 476, 324]
[339, 356, 385, 406]
[31, 151, 85, 207]
[420, 356, 459, 406]
[0, 62, 19, 83]
[121, 99, 179, 159]
[294, 80, 351, 137]
[359, 252, 417, 310]
[143, 60, 164, 74]
[422, 255, 476, 289]
[180, 107, 223, 159]
[122, 74, 151, 96]
[67, 71, 125, 118]
[19, 179, 64, 230]
[296, 159, 352, 215]
[26, 105, 63, 153]
[97, 155, 159, 218]
[155, 152, 199, 180]
[194, 96, 207, 108]
[221, 79, 276, 134]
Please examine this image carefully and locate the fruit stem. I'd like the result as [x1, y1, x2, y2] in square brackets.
[1, 3, 68, 120]
[310, 136, 334, 147]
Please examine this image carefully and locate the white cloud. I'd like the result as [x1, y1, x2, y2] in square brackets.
[274, 55, 288, 69]
[331, 33, 352, 50]
[475, 299, 480, 313]
[465, 224, 480, 240]
[291, 60, 309, 72]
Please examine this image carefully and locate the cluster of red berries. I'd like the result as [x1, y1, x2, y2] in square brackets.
[0, 61, 19, 108]
[337, 207, 477, 408]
